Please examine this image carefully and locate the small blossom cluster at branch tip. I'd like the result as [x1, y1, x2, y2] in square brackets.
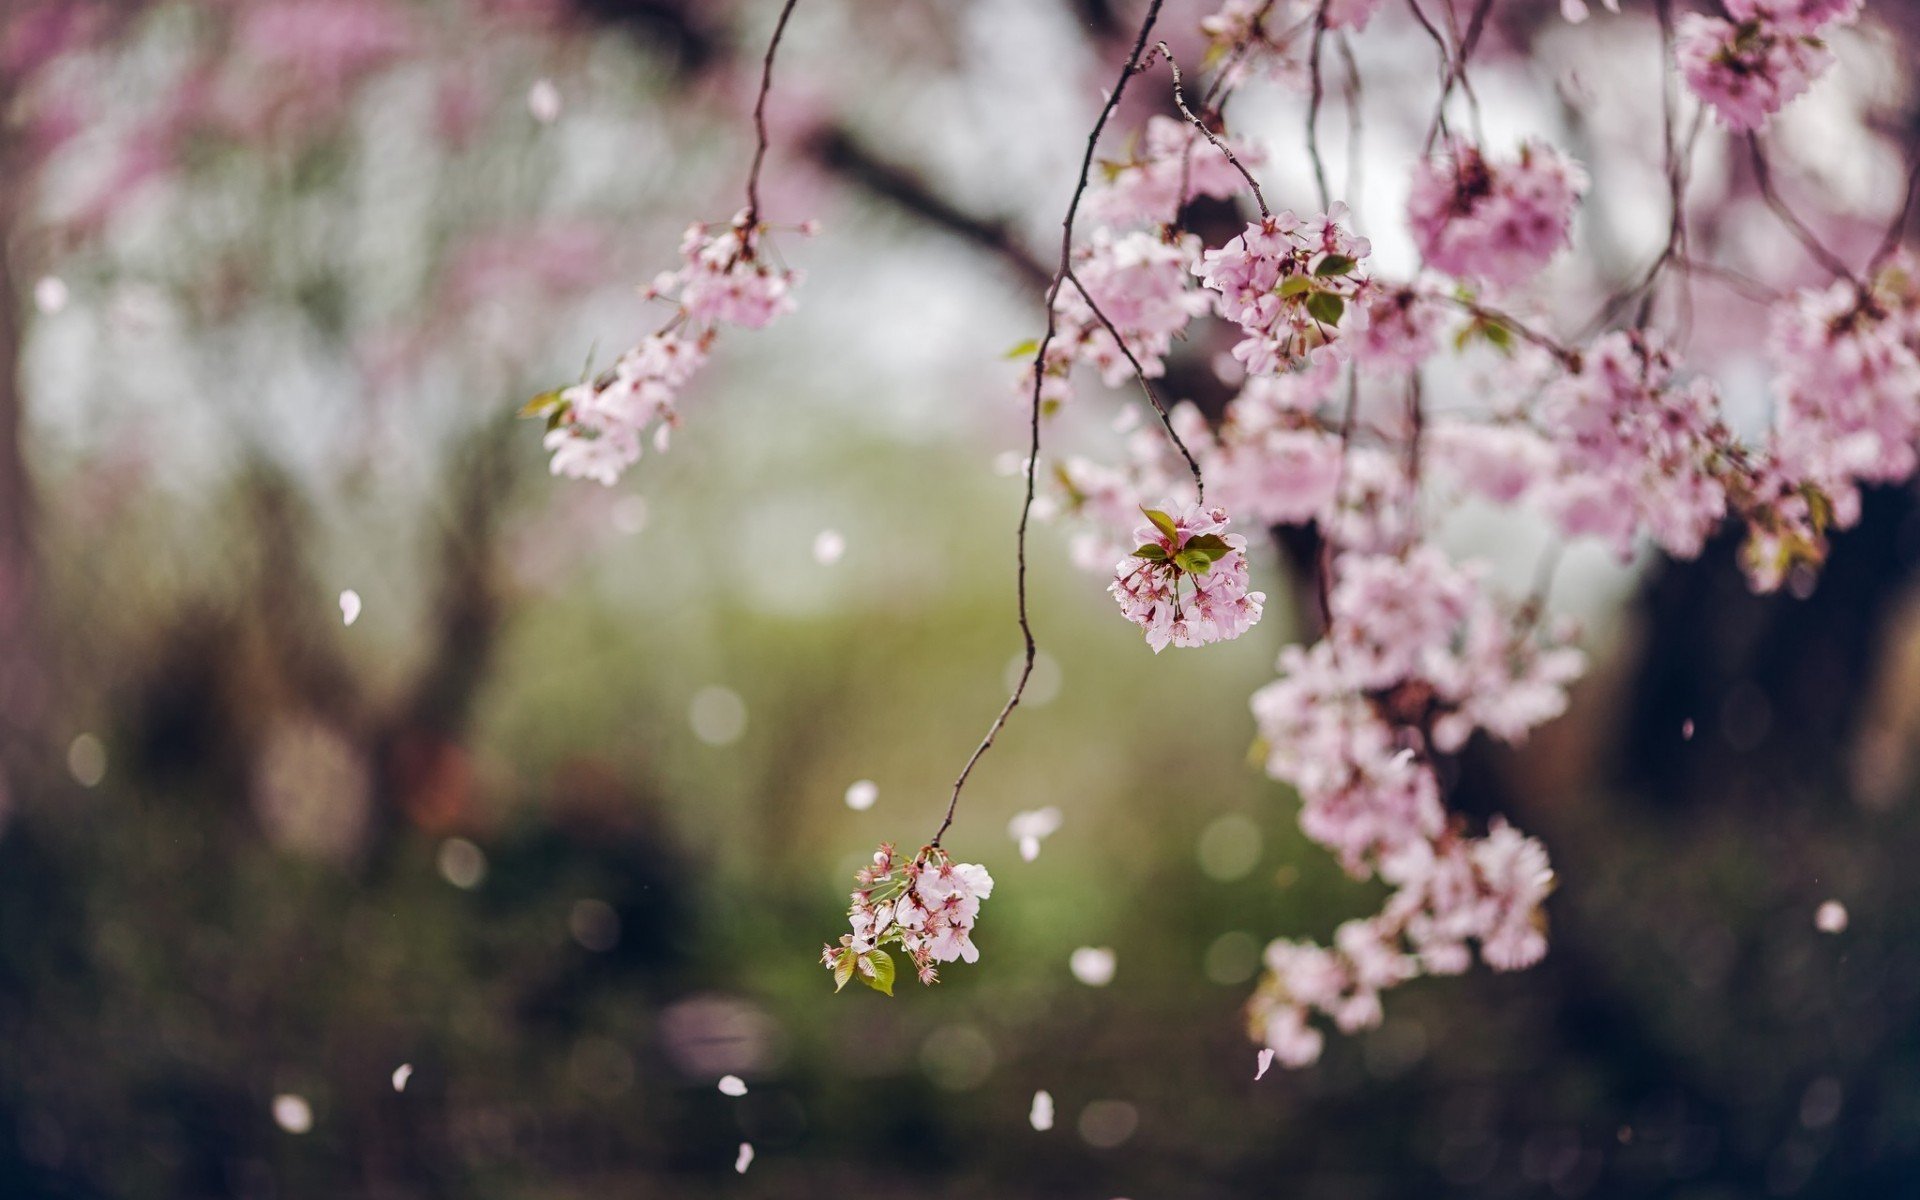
[1110, 504, 1265, 652]
[526, 211, 813, 485]
[1407, 140, 1588, 293]
[823, 843, 994, 994]
[1676, 0, 1859, 131]
[1193, 206, 1374, 375]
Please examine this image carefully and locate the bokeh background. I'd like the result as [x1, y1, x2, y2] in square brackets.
[6, 0, 1920, 1196]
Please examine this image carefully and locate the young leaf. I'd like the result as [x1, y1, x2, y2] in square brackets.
[1314, 254, 1356, 277]
[1004, 338, 1041, 360]
[833, 954, 856, 993]
[1142, 508, 1179, 541]
[1277, 275, 1315, 298]
[1305, 292, 1346, 327]
[860, 950, 897, 997]
[1182, 533, 1232, 560]
[518, 387, 566, 419]
[1173, 549, 1214, 575]
[1132, 544, 1169, 561]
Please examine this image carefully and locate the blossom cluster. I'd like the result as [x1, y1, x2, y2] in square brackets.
[1194, 206, 1374, 374]
[531, 212, 809, 485]
[1109, 504, 1265, 652]
[1243, 550, 1578, 1063]
[822, 843, 995, 993]
[1406, 139, 1588, 293]
[1042, 228, 1211, 400]
[1675, 0, 1860, 131]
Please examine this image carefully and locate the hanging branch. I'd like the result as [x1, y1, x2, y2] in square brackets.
[930, 0, 1168, 848]
[743, 0, 803, 229]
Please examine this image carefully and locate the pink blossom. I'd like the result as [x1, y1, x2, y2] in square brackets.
[1675, 13, 1831, 133]
[1109, 504, 1265, 652]
[1407, 139, 1587, 292]
[824, 845, 994, 989]
[1193, 207, 1374, 374]
[1536, 331, 1732, 560]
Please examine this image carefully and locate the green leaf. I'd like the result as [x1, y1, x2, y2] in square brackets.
[859, 950, 897, 997]
[1132, 544, 1169, 561]
[1314, 254, 1356, 277]
[518, 387, 567, 419]
[1305, 292, 1346, 327]
[1481, 321, 1514, 352]
[1004, 338, 1041, 360]
[1142, 508, 1179, 541]
[1182, 533, 1232, 561]
[1174, 549, 1213, 575]
[833, 954, 856, 992]
[1277, 275, 1315, 297]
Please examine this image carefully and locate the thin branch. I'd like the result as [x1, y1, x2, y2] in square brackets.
[1064, 268, 1206, 497]
[1306, 2, 1332, 209]
[1870, 151, 1920, 272]
[1156, 41, 1270, 218]
[931, 0, 1168, 848]
[743, 0, 802, 228]
[1746, 134, 1858, 285]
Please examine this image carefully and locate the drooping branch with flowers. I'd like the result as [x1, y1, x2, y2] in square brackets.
[527, 0, 1918, 1069]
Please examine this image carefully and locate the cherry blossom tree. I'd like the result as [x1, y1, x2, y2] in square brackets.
[526, 0, 1920, 1071]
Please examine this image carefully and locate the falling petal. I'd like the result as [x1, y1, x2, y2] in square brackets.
[844, 780, 878, 811]
[1255, 1048, 1275, 1080]
[391, 1064, 412, 1092]
[813, 529, 846, 564]
[1816, 900, 1848, 934]
[734, 1142, 754, 1174]
[1020, 835, 1040, 862]
[528, 78, 562, 123]
[718, 1074, 748, 1097]
[1069, 946, 1116, 987]
[272, 1094, 313, 1134]
[33, 276, 68, 315]
[1029, 1089, 1054, 1131]
[339, 589, 362, 627]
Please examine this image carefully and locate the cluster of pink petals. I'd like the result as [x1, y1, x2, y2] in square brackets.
[1193, 206, 1374, 375]
[1086, 115, 1268, 228]
[824, 844, 995, 990]
[1674, 10, 1839, 132]
[1109, 504, 1265, 652]
[1251, 822, 1551, 1065]
[1047, 229, 1211, 393]
[656, 215, 804, 330]
[1246, 549, 1574, 1065]
[1353, 283, 1442, 374]
[543, 213, 809, 484]
[1208, 360, 1348, 526]
[1407, 139, 1588, 292]
[1538, 332, 1733, 560]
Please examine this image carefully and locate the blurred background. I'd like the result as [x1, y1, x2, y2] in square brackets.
[5, 0, 1920, 1196]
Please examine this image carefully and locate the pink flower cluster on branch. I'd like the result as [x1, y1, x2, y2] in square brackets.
[1676, 0, 1860, 131]
[1407, 140, 1588, 293]
[1244, 550, 1578, 1064]
[823, 844, 996, 993]
[530, 214, 810, 485]
[1193, 206, 1374, 373]
[1110, 504, 1266, 652]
